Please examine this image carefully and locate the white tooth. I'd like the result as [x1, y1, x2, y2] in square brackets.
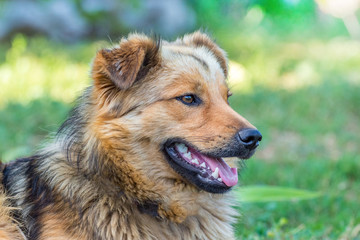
[177, 143, 188, 153]
[207, 166, 210, 170]
[211, 167, 219, 179]
[217, 178, 222, 182]
[200, 162, 206, 168]
[184, 152, 192, 159]
[191, 158, 199, 165]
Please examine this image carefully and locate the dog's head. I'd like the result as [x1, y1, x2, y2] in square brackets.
[90, 32, 261, 195]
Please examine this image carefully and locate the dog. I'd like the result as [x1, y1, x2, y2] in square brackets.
[0, 31, 262, 240]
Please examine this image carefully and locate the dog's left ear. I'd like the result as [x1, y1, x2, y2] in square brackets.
[92, 34, 161, 90]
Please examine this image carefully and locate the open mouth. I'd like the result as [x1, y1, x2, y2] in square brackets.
[164, 141, 238, 194]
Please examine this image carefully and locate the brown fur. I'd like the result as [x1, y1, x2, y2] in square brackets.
[0, 31, 259, 239]
[0, 166, 24, 240]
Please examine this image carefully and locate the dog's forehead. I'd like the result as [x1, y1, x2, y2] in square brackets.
[161, 45, 226, 86]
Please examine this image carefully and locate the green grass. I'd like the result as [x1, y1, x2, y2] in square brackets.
[229, 80, 360, 238]
[0, 33, 359, 239]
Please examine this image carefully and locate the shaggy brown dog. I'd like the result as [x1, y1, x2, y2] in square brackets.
[0, 32, 262, 240]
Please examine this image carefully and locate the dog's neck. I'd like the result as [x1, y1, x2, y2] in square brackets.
[3, 152, 238, 239]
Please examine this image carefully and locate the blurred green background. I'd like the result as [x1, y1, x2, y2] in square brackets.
[1, 0, 360, 239]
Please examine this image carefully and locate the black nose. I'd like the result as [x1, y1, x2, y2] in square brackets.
[238, 128, 262, 150]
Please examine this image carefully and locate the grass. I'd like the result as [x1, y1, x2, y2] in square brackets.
[0, 33, 359, 239]
[230, 81, 360, 239]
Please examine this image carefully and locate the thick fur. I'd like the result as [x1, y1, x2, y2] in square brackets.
[0, 194, 24, 240]
[0, 164, 25, 240]
[0, 31, 257, 240]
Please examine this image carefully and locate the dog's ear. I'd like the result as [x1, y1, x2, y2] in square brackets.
[182, 31, 228, 77]
[92, 34, 161, 90]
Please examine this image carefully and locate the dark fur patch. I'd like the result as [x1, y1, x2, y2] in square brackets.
[3, 155, 55, 239]
[137, 201, 160, 218]
[56, 89, 103, 174]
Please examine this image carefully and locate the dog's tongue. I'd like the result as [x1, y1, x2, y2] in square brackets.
[175, 144, 238, 187]
[201, 155, 238, 187]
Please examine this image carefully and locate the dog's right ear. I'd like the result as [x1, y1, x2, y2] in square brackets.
[92, 34, 161, 91]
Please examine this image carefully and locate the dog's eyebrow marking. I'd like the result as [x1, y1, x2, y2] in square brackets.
[182, 53, 209, 71]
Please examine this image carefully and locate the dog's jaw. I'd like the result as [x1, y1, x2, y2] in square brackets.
[163, 140, 240, 194]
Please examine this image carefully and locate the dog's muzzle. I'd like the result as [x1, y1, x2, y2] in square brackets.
[162, 128, 262, 194]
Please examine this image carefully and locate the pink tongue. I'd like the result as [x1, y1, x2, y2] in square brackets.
[202, 155, 238, 187]
[189, 148, 238, 187]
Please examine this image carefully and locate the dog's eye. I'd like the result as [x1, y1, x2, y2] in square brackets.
[177, 94, 201, 106]
[182, 95, 195, 104]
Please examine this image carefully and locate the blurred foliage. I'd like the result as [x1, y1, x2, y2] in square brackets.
[257, 0, 316, 26]
[1, 1, 360, 239]
[235, 186, 321, 203]
[187, 0, 350, 40]
[0, 34, 108, 106]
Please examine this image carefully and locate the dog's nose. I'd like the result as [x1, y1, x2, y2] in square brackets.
[238, 128, 262, 150]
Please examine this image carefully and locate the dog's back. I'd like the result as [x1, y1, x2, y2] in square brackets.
[0, 164, 24, 240]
